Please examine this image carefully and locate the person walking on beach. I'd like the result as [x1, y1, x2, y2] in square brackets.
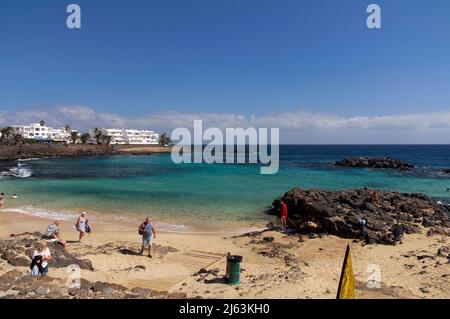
[138, 217, 156, 258]
[75, 212, 89, 242]
[30, 241, 52, 276]
[280, 200, 288, 229]
[0, 193, 6, 208]
[43, 220, 67, 249]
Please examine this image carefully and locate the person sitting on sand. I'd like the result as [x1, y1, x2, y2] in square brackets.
[43, 221, 67, 249]
[371, 191, 380, 208]
[31, 241, 52, 276]
[358, 217, 368, 238]
[138, 217, 156, 258]
[0, 193, 6, 208]
[75, 212, 89, 242]
[280, 200, 288, 229]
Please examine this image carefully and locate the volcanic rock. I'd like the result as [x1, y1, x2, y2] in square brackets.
[272, 188, 450, 245]
[0, 269, 182, 299]
[335, 157, 414, 170]
[0, 232, 94, 270]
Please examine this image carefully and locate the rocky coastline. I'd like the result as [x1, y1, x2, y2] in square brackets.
[272, 188, 450, 245]
[0, 269, 187, 299]
[0, 232, 187, 299]
[0, 144, 171, 161]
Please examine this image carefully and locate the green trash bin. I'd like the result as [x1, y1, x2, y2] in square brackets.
[226, 255, 243, 285]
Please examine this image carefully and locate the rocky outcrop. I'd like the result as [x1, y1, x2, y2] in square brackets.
[335, 157, 414, 170]
[0, 270, 187, 299]
[272, 188, 450, 245]
[0, 232, 189, 299]
[0, 232, 93, 270]
[442, 169, 450, 174]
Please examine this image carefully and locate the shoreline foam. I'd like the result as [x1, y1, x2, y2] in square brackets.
[0, 205, 266, 235]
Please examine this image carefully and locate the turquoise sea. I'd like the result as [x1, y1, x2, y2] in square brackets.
[1, 145, 450, 231]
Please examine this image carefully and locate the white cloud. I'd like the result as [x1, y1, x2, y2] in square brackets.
[0, 105, 449, 144]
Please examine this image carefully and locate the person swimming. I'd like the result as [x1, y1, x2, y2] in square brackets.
[12, 194, 18, 199]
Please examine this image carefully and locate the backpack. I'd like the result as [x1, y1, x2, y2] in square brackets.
[85, 220, 92, 233]
[138, 223, 145, 235]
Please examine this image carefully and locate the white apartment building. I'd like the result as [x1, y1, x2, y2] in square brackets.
[101, 128, 159, 145]
[12, 123, 74, 143]
[100, 128, 127, 144]
[124, 129, 159, 145]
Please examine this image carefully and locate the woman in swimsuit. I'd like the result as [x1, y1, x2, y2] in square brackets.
[76, 212, 87, 242]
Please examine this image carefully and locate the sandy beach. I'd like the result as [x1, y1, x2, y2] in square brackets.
[1, 210, 448, 299]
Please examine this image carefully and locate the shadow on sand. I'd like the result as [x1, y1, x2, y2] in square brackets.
[117, 248, 141, 256]
[204, 277, 228, 285]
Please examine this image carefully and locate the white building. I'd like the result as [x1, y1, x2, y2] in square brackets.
[12, 123, 74, 143]
[100, 128, 159, 145]
[100, 128, 127, 144]
[124, 129, 159, 145]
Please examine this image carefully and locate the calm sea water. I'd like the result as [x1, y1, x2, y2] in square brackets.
[1, 145, 449, 231]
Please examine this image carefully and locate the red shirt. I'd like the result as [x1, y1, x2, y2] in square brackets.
[281, 202, 288, 218]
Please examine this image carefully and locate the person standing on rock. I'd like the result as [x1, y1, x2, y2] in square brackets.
[371, 191, 380, 208]
[138, 217, 156, 258]
[280, 200, 288, 229]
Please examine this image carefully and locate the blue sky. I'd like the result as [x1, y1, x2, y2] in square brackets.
[1, 0, 450, 143]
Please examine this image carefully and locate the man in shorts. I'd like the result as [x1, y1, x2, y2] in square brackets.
[138, 217, 156, 258]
